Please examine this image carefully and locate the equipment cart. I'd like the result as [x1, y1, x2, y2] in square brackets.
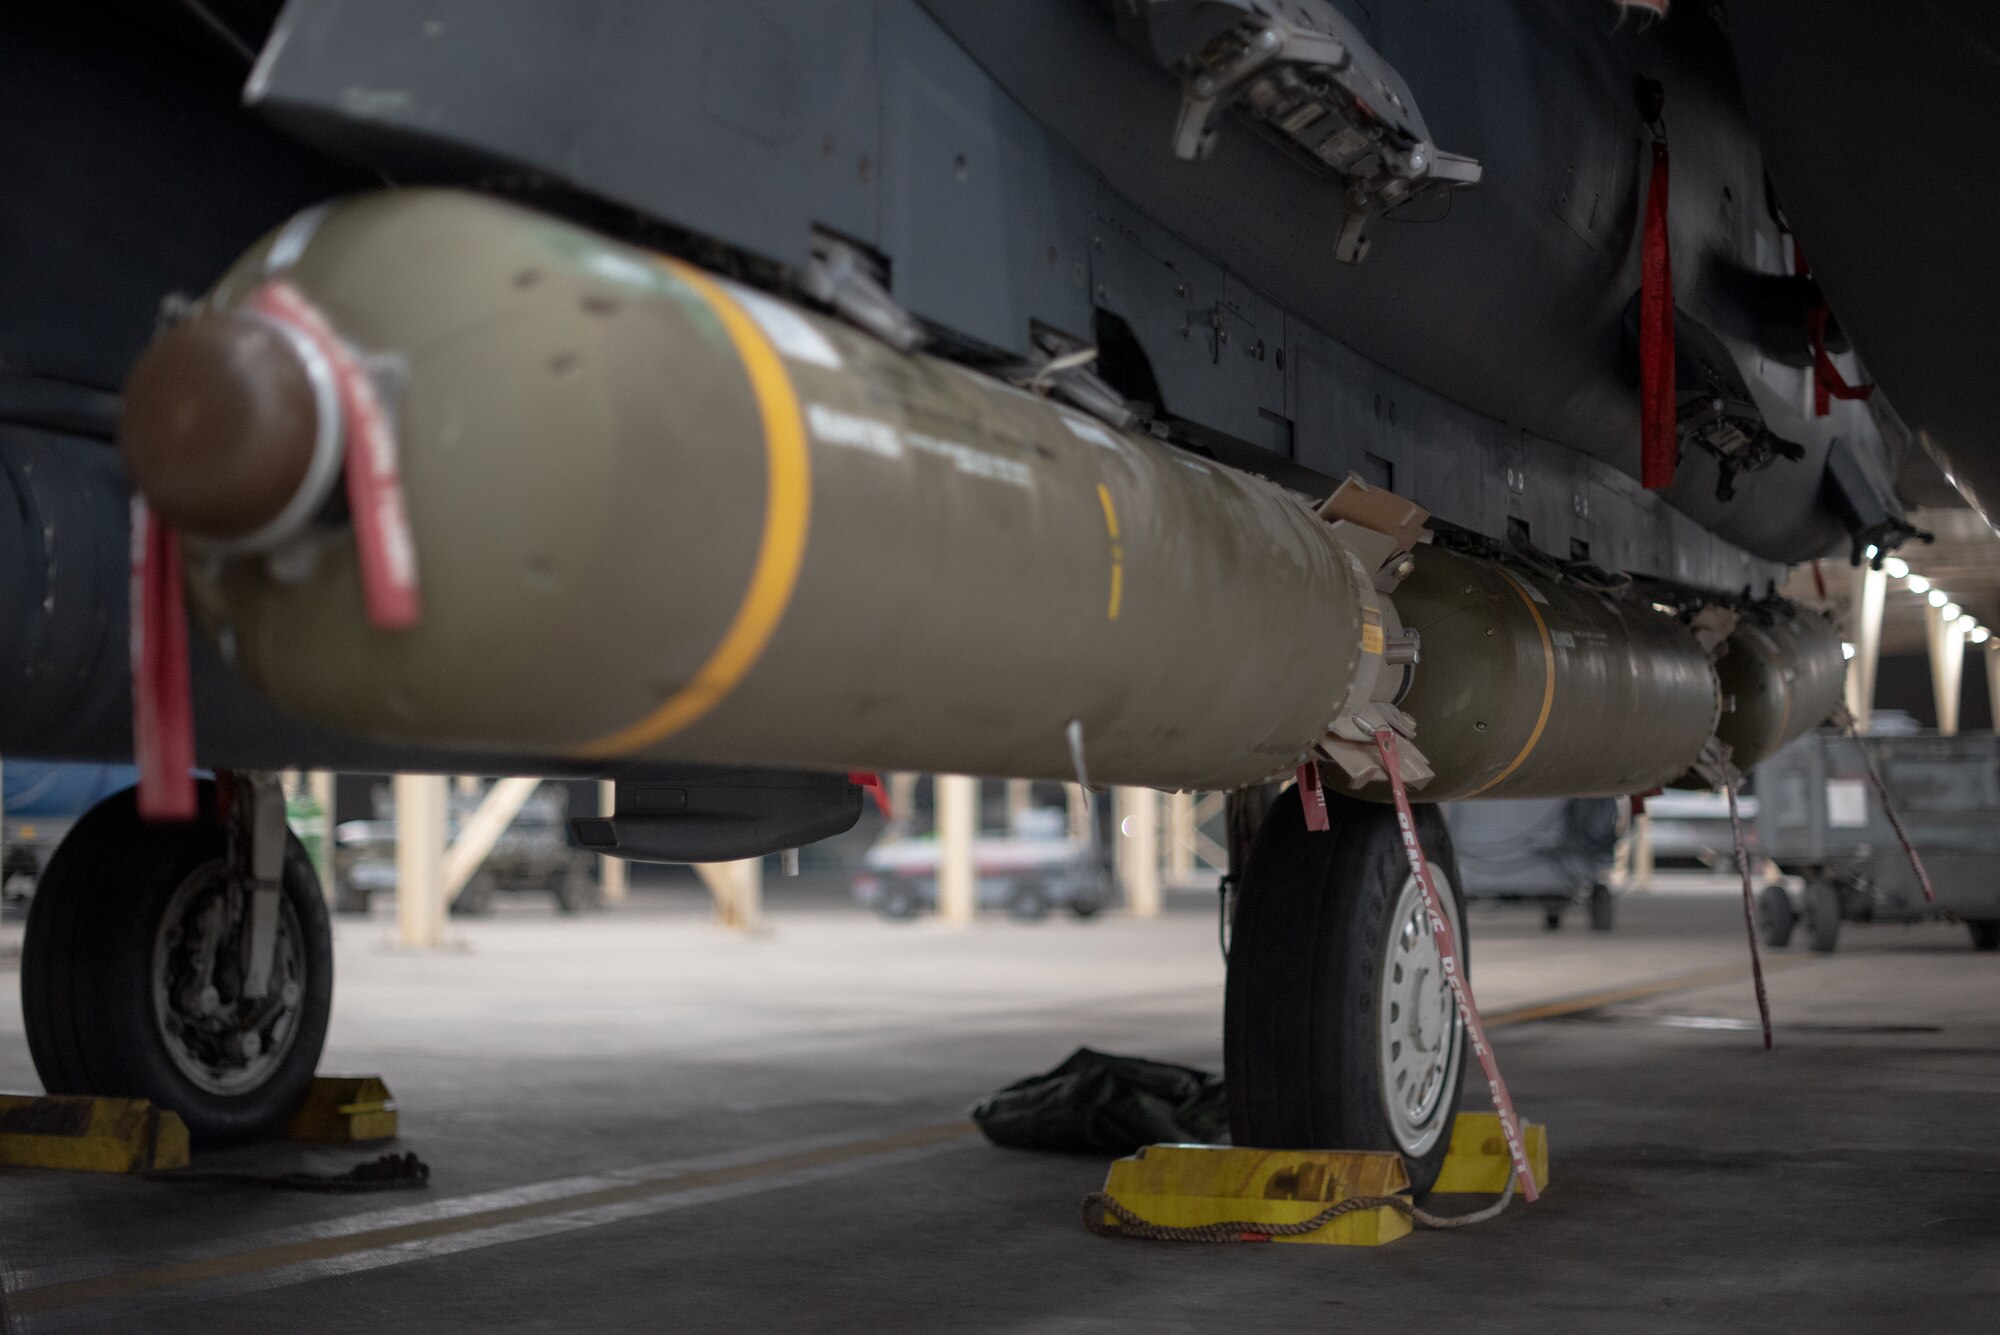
[1444, 797, 1621, 932]
[1754, 730, 2000, 953]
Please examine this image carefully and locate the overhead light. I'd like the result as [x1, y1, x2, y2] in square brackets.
[1974, 627, 1992, 645]
[1841, 641, 1857, 660]
[1883, 557, 1910, 579]
[1909, 575, 1932, 594]
[1928, 588, 1949, 607]
[1865, 544, 1879, 560]
[1944, 603, 1962, 621]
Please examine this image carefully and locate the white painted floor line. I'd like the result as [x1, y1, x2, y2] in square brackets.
[5, 1124, 973, 1331]
[7, 1122, 938, 1294]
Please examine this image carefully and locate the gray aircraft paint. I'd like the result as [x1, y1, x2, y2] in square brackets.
[241, 0, 1896, 590]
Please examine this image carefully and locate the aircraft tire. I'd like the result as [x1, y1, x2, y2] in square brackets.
[876, 879, 921, 921]
[1805, 879, 1843, 954]
[1225, 785, 1467, 1197]
[1758, 882, 1795, 948]
[21, 783, 332, 1146]
[1006, 881, 1051, 922]
[1589, 883, 1616, 932]
[549, 864, 596, 914]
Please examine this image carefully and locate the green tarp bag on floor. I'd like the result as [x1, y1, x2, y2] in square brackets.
[971, 1047, 1228, 1154]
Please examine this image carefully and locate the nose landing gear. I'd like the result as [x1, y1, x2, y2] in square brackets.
[20, 777, 333, 1146]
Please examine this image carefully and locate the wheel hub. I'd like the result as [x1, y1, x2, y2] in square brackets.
[151, 860, 305, 1095]
[1377, 867, 1463, 1158]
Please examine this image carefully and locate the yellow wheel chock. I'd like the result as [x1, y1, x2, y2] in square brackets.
[1088, 1112, 1549, 1246]
[0, 1092, 189, 1174]
[0, 1075, 397, 1175]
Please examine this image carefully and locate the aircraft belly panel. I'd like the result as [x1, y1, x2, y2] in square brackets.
[1729, 0, 2000, 528]
[1091, 195, 1290, 454]
[917, 0, 1868, 562]
[246, 0, 1855, 580]
[877, 0, 1096, 353]
[0, 3, 368, 390]
[255, 0, 883, 274]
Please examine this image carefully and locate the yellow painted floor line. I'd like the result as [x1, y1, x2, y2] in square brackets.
[1482, 922, 1951, 1029]
[1483, 957, 1812, 1028]
[6, 1121, 972, 1322]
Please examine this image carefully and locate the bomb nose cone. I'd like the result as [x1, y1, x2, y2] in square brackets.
[119, 311, 323, 541]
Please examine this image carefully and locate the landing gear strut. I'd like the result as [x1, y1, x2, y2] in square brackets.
[20, 778, 333, 1145]
[1224, 785, 1468, 1196]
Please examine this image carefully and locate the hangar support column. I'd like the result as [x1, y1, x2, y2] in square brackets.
[696, 859, 762, 930]
[1926, 604, 1967, 736]
[1165, 792, 1195, 884]
[1988, 645, 2000, 733]
[307, 770, 336, 893]
[597, 780, 627, 904]
[1116, 788, 1161, 919]
[1845, 564, 1886, 730]
[936, 775, 978, 925]
[394, 774, 448, 948]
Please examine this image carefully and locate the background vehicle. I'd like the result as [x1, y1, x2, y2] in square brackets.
[2, 763, 137, 915]
[855, 805, 1108, 922]
[333, 782, 599, 916]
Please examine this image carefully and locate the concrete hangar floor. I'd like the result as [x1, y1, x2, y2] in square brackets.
[1, 882, 1994, 1332]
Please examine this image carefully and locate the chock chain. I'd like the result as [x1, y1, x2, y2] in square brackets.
[1080, 1175, 1514, 1243]
[146, 1151, 431, 1194]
